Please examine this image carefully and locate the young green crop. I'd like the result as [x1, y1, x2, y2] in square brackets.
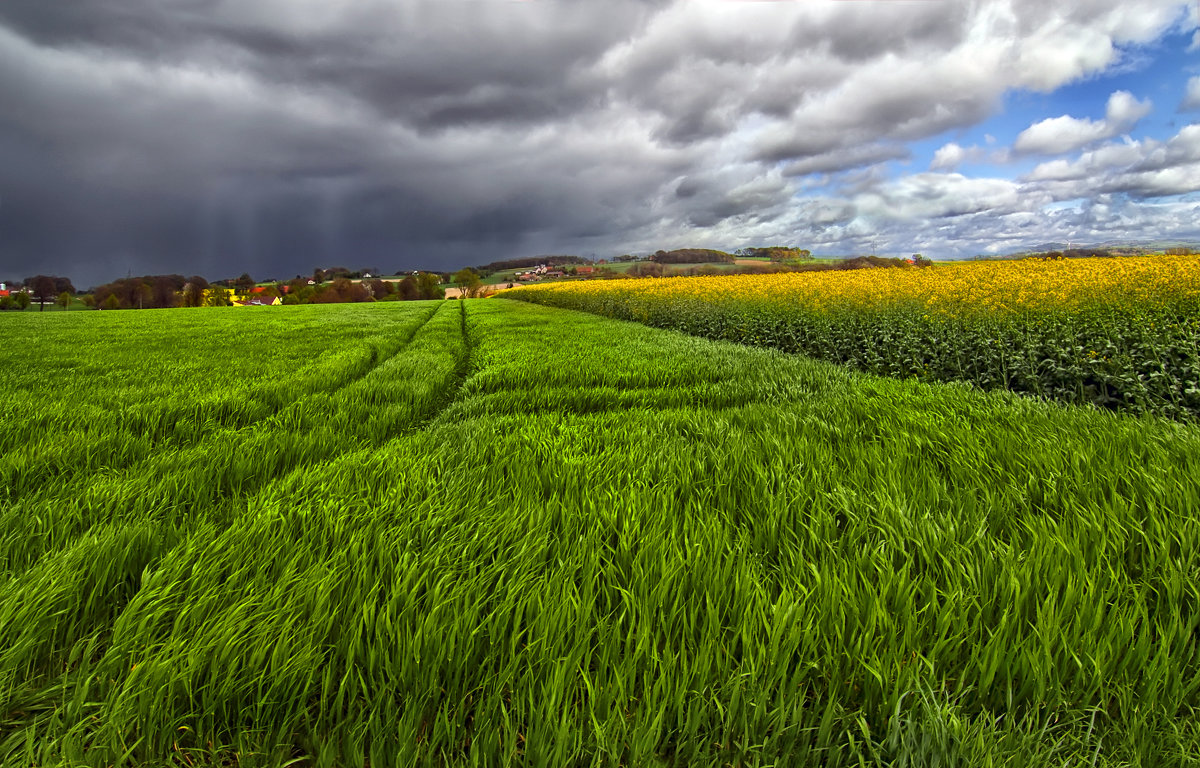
[0, 302, 448, 502]
[0, 301, 464, 722]
[1, 299, 1198, 766]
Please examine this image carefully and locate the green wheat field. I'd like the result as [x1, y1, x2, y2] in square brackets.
[1, 299, 1198, 766]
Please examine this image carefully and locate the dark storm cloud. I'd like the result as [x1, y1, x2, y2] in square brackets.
[0, 0, 647, 131]
[0, 0, 1196, 285]
[0, 1, 701, 285]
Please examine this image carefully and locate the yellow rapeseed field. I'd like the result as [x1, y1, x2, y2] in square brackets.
[515, 255, 1200, 316]
[508, 255, 1200, 419]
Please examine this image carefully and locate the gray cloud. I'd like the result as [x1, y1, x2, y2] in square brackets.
[0, 0, 1197, 286]
[783, 144, 910, 177]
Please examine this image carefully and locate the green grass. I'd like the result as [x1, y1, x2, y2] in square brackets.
[1, 299, 1198, 766]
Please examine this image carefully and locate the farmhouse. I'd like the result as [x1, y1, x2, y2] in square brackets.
[233, 296, 282, 307]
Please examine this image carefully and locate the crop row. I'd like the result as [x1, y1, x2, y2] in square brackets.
[508, 256, 1200, 419]
[3, 300, 1199, 765]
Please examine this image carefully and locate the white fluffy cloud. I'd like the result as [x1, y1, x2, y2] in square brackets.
[929, 142, 993, 171]
[1024, 122, 1200, 193]
[1014, 91, 1153, 155]
[931, 143, 969, 171]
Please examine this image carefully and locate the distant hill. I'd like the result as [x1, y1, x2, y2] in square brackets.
[1005, 240, 1200, 258]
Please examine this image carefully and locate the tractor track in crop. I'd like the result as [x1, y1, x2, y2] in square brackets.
[305, 301, 445, 408]
[442, 299, 477, 416]
[142, 300, 444, 439]
[1, 303, 447, 509]
[396, 299, 477, 436]
[0, 303, 461, 689]
[2, 303, 447, 520]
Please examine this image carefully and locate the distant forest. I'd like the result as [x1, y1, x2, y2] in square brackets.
[650, 249, 735, 264]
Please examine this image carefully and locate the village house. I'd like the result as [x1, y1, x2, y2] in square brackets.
[233, 288, 282, 306]
[0, 282, 28, 299]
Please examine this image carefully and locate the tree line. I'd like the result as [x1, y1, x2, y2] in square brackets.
[650, 249, 735, 264]
[278, 273, 444, 304]
[0, 275, 76, 311]
[0, 271, 448, 311]
[736, 246, 813, 261]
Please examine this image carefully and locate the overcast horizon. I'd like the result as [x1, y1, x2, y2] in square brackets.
[3, 0, 1200, 288]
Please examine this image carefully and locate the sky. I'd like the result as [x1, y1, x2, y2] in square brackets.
[2, 0, 1200, 288]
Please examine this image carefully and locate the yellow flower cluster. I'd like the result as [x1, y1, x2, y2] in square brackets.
[514, 255, 1200, 317]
